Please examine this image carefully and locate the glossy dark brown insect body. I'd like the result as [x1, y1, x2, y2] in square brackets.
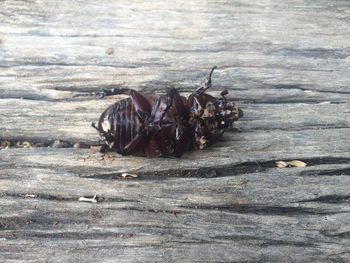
[93, 66, 243, 157]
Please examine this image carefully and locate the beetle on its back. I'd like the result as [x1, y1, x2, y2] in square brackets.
[93, 66, 243, 157]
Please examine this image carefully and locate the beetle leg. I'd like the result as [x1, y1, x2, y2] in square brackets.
[96, 88, 111, 99]
[92, 122, 115, 149]
[95, 88, 129, 99]
[121, 129, 148, 155]
[129, 89, 152, 120]
[152, 126, 174, 156]
[148, 89, 174, 125]
[73, 88, 129, 98]
[149, 96, 162, 121]
[173, 124, 191, 157]
[167, 89, 191, 157]
[158, 91, 174, 121]
[145, 136, 162, 157]
[148, 91, 175, 156]
[167, 88, 187, 116]
[152, 89, 192, 157]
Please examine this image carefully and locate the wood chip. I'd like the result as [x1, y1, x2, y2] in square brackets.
[73, 142, 89, 149]
[25, 194, 37, 198]
[121, 173, 138, 178]
[276, 160, 307, 168]
[73, 142, 82, 148]
[16, 141, 32, 148]
[275, 161, 288, 168]
[90, 145, 103, 152]
[287, 160, 307, 167]
[22, 141, 32, 148]
[78, 195, 97, 203]
[318, 101, 331, 105]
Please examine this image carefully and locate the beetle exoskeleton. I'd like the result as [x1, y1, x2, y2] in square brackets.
[93, 66, 243, 157]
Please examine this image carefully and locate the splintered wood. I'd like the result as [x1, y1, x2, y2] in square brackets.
[78, 195, 98, 203]
[275, 160, 307, 168]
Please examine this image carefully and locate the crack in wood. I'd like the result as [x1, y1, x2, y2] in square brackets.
[273, 84, 350, 95]
[211, 235, 316, 248]
[298, 195, 350, 204]
[321, 231, 350, 239]
[314, 168, 350, 176]
[81, 157, 350, 179]
[179, 204, 348, 216]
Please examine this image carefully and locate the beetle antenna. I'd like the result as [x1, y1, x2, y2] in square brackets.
[207, 66, 217, 84]
[196, 65, 217, 95]
[204, 65, 217, 90]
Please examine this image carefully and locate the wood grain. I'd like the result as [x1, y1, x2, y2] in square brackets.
[0, 0, 350, 262]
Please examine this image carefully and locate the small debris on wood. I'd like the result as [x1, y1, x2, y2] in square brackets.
[199, 136, 207, 149]
[0, 220, 9, 229]
[287, 160, 307, 167]
[25, 194, 37, 198]
[51, 139, 62, 148]
[275, 161, 288, 168]
[22, 141, 32, 148]
[73, 142, 90, 149]
[78, 194, 97, 203]
[102, 153, 115, 162]
[0, 140, 11, 149]
[105, 47, 114, 55]
[275, 160, 307, 168]
[90, 145, 103, 152]
[120, 173, 138, 178]
[73, 142, 81, 148]
[16, 141, 32, 148]
[318, 101, 331, 105]
[51, 139, 71, 148]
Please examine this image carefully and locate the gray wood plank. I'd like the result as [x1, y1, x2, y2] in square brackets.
[0, 0, 350, 262]
[0, 0, 349, 102]
[1, 150, 350, 262]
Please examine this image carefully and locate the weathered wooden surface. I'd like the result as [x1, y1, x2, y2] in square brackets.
[1, 0, 350, 262]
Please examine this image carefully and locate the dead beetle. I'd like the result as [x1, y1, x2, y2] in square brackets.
[92, 66, 243, 157]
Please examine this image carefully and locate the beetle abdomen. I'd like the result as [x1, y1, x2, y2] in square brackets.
[98, 98, 142, 153]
